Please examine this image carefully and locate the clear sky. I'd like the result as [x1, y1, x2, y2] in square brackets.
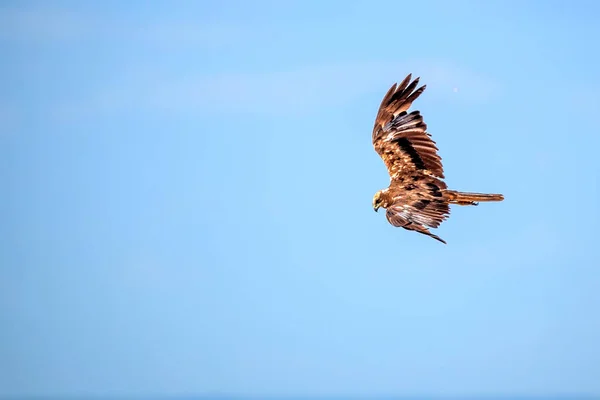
[1, 0, 600, 398]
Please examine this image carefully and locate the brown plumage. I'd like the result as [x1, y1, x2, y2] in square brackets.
[372, 74, 503, 244]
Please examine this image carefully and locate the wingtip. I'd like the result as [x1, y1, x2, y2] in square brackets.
[396, 74, 413, 91]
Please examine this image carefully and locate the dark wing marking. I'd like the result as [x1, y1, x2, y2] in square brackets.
[372, 74, 445, 179]
[385, 198, 450, 244]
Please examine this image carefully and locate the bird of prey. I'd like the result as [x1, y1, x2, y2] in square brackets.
[371, 74, 503, 244]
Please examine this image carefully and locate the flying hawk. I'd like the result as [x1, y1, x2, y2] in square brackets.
[372, 74, 503, 244]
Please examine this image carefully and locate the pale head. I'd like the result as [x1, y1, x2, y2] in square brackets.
[372, 189, 389, 212]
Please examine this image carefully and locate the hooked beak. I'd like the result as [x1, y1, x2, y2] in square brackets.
[373, 206, 380, 212]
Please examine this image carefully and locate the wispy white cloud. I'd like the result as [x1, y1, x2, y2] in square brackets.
[55, 60, 502, 120]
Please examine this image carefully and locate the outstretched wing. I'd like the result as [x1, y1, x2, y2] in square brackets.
[385, 194, 450, 244]
[372, 74, 445, 179]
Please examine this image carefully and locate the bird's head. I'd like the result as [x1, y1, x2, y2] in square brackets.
[372, 190, 388, 212]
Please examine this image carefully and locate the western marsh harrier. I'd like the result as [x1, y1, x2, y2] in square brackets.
[372, 74, 503, 244]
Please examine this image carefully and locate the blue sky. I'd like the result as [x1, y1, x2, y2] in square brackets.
[1, 0, 599, 397]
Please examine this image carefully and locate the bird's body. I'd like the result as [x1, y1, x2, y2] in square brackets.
[372, 74, 503, 244]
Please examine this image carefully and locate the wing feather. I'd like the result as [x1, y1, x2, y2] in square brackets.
[385, 198, 450, 244]
[372, 74, 445, 179]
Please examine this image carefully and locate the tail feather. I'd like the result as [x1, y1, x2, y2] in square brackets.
[445, 190, 504, 206]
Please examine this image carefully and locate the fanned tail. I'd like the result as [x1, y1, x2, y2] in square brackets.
[445, 190, 504, 206]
